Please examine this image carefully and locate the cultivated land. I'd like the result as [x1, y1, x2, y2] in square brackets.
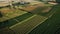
[0, 3, 9, 7]
[10, 5, 55, 34]
[0, 8, 27, 22]
[0, 1, 56, 34]
[29, 4, 60, 34]
[10, 15, 47, 34]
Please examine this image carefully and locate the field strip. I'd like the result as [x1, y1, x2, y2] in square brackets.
[5, 12, 27, 19]
[46, 6, 57, 18]
[10, 15, 47, 34]
[26, 18, 48, 34]
[27, 6, 57, 34]
[29, 4, 60, 34]
[26, 12, 56, 34]
[9, 15, 36, 28]
[4, 4, 55, 34]
[0, 12, 27, 22]
[9, 8, 56, 34]
[48, 10, 56, 18]
[14, 19, 20, 23]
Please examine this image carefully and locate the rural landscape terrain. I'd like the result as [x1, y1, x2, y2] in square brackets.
[0, 0, 60, 34]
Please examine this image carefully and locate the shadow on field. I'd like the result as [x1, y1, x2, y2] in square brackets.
[29, 4, 60, 34]
[28, 4, 58, 17]
[27, 6, 52, 17]
[0, 12, 34, 28]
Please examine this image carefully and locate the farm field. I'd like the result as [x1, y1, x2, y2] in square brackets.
[0, 12, 33, 27]
[29, 4, 60, 34]
[9, 4, 55, 34]
[18, 3, 53, 11]
[0, 3, 53, 22]
[10, 15, 47, 34]
[0, 1, 56, 34]
[0, 8, 27, 22]
[0, 3, 9, 7]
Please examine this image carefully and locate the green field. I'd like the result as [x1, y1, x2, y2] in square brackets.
[10, 15, 47, 34]
[0, 12, 34, 28]
[0, 3, 55, 34]
[0, 9, 27, 22]
[29, 4, 60, 34]
[9, 4, 54, 34]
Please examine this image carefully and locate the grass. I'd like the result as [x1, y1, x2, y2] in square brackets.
[10, 15, 47, 34]
[5, 9, 27, 18]
[0, 9, 27, 22]
[0, 12, 33, 28]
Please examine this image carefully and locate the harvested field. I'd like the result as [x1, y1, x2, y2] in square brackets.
[41, 7, 52, 13]
[0, 3, 9, 7]
[19, 4, 53, 14]
[0, 8, 14, 14]
[27, 6, 52, 16]
[19, 3, 45, 11]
